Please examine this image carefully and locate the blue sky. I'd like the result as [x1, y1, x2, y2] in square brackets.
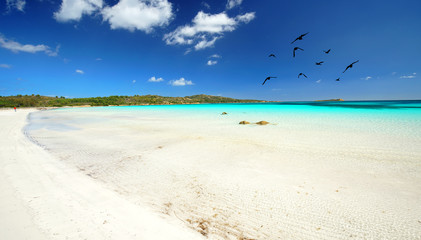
[0, 0, 420, 101]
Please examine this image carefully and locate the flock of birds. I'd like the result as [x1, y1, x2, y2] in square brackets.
[262, 32, 359, 85]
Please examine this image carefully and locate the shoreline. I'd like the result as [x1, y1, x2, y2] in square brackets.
[3, 106, 421, 239]
[4, 99, 421, 111]
[0, 109, 203, 240]
[3, 99, 421, 111]
[22, 106, 421, 239]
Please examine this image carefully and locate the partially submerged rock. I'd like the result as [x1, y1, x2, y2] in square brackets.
[221, 112, 228, 115]
[255, 121, 269, 125]
[239, 121, 250, 125]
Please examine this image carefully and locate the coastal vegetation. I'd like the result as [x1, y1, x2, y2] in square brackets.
[0, 94, 265, 108]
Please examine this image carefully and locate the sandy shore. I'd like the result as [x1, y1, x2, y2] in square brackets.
[19, 106, 421, 239]
[0, 109, 203, 240]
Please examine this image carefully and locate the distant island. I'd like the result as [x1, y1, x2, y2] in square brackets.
[0, 94, 266, 108]
[314, 98, 344, 102]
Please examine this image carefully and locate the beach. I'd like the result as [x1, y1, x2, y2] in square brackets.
[2, 103, 421, 239]
[0, 108, 203, 240]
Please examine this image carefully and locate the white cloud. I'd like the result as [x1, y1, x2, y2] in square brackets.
[392, 72, 397, 75]
[132, 79, 136, 83]
[184, 48, 192, 55]
[148, 76, 164, 82]
[169, 78, 193, 86]
[54, 0, 103, 22]
[0, 35, 59, 56]
[400, 73, 416, 79]
[0, 64, 12, 68]
[102, 0, 173, 33]
[96, 57, 102, 61]
[363, 76, 372, 80]
[76, 69, 84, 74]
[226, 0, 243, 10]
[209, 54, 221, 58]
[235, 12, 255, 23]
[195, 36, 219, 50]
[54, 0, 173, 33]
[6, 0, 26, 12]
[163, 11, 255, 51]
[316, 79, 321, 83]
[201, 2, 210, 9]
[207, 60, 217, 65]
[400, 75, 415, 79]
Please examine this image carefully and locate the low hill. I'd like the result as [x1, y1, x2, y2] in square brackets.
[314, 98, 344, 102]
[0, 94, 265, 108]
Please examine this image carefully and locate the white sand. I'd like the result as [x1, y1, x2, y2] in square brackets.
[0, 109, 204, 240]
[22, 107, 421, 239]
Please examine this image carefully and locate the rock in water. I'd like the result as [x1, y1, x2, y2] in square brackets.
[239, 121, 250, 125]
[256, 121, 269, 125]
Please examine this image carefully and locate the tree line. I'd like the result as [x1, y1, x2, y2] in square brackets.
[0, 94, 264, 108]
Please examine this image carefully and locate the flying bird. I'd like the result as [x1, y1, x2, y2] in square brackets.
[291, 32, 309, 44]
[315, 61, 324, 66]
[293, 47, 304, 58]
[269, 54, 276, 57]
[343, 60, 359, 73]
[262, 76, 277, 85]
[323, 49, 331, 54]
[298, 73, 308, 78]
[336, 78, 340, 81]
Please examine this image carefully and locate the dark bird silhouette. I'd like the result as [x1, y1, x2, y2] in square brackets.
[323, 49, 331, 54]
[293, 47, 304, 57]
[315, 61, 324, 66]
[336, 78, 340, 81]
[291, 32, 309, 44]
[262, 76, 277, 85]
[269, 54, 276, 58]
[298, 73, 308, 78]
[343, 60, 359, 73]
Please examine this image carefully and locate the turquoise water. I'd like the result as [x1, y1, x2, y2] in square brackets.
[50, 100, 421, 113]
[28, 100, 421, 140]
[46, 100, 421, 123]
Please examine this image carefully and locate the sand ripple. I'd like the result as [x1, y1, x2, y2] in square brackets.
[26, 108, 421, 239]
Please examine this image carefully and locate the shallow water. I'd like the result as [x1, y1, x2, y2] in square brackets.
[24, 101, 421, 240]
[26, 100, 421, 141]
